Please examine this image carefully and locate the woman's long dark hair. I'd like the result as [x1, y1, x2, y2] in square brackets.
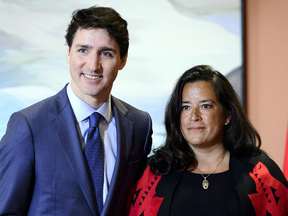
[150, 65, 261, 175]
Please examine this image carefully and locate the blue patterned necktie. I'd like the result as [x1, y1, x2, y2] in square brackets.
[85, 112, 104, 214]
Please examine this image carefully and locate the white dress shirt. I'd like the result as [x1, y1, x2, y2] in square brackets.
[66, 83, 117, 204]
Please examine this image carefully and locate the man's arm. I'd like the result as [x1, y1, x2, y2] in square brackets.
[134, 111, 153, 183]
[0, 112, 35, 215]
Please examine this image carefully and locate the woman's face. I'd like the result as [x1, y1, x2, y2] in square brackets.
[180, 81, 228, 150]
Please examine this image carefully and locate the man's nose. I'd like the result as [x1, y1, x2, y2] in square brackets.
[87, 53, 101, 72]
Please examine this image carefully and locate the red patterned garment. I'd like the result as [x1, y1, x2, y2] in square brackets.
[127, 151, 288, 216]
[248, 162, 288, 216]
[129, 167, 163, 216]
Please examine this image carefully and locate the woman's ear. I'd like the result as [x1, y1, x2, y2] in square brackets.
[225, 119, 230, 125]
[225, 112, 232, 125]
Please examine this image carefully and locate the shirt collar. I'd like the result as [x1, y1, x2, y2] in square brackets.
[66, 83, 112, 123]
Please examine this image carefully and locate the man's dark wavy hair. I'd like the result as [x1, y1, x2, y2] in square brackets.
[65, 6, 129, 59]
[150, 65, 261, 175]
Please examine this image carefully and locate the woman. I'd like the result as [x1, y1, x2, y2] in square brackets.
[128, 65, 288, 216]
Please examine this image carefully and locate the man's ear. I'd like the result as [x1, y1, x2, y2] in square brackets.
[66, 47, 71, 64]
[119, 53, 128, 70]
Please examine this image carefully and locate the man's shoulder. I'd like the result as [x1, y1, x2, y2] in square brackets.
[111, 96, 141, 111]
[19, 86, 68, 116]
[111, 96, 150, 118]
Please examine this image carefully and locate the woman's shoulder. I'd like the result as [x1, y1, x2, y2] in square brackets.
[247, 150, 281, 170]
[233, 150, 274, 166]
[129, 164, 183, 216]
[129, 165, 164, 215]
[232, 150, 288, 186]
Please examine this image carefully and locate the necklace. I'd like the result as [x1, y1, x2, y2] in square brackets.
[196, 150, 227, 190]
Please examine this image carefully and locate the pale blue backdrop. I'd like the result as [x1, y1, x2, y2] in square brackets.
[0, 0, 242, 150]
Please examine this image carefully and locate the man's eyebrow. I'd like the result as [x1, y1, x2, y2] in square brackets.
[99, 46, 116, 52]
[74, 45, 116, 53]
[75, 44, 92, 49]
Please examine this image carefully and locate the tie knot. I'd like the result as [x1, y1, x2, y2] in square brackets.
[89, 112, 102, 128]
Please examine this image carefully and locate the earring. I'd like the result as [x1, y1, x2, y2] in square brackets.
[225, 122, 228, 125]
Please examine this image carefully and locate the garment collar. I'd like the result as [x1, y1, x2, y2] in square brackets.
[66, 82, 112, 123]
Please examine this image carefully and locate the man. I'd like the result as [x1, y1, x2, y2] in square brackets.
[0, 6, 152, 216]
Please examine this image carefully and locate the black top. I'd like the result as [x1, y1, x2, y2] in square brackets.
[170, 170, 243, 216]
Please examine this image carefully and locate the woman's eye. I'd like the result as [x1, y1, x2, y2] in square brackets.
[202, 104, 212, 109]
[182, 105, 189, 110]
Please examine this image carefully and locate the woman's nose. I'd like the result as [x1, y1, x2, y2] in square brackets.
[191, 108, 201, 121]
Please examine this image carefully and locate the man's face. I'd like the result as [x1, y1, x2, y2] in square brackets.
[67, 28, 127, 108]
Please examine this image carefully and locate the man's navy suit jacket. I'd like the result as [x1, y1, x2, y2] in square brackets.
[0, 85, 153, 216]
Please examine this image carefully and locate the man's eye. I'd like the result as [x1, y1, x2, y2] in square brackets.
[78, 49, 86, 53]
[101, 52, 112, 57]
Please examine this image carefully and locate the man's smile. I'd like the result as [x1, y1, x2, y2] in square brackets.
[84, 73, 102, 80]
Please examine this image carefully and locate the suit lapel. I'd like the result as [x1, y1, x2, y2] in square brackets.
[49, 87, 97, 216]
[101, 96, 134, 215]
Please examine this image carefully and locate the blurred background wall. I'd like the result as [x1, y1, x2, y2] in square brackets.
[245, 0, 288, 169]
[1, 0, 287, 170]
[0, 0, 243, 152]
